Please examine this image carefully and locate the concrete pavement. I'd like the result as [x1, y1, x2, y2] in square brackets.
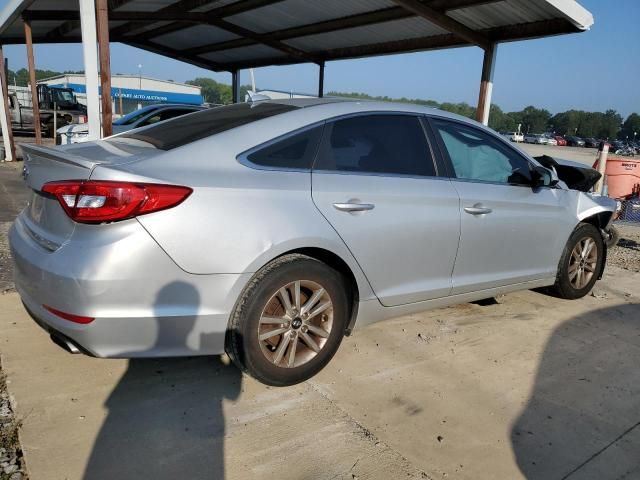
[1, 267, 639, 480]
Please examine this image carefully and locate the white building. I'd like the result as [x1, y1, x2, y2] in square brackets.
[38, 74, 203, 115]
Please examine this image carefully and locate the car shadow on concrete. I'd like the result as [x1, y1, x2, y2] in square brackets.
[511, 303, 640, 479]
[83, 281, 242, 480]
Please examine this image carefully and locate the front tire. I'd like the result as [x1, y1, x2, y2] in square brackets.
[226, 254, 350, 387]
[550, 223, 604, 299]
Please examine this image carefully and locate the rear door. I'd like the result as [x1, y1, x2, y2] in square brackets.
[428, 116, 575, 295]
[311, 113, 460, 307]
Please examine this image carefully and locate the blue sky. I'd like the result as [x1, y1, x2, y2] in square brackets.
[1, 0, 638, 117]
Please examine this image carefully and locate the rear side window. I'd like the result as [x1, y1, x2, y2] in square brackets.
[246, 126, 323, 169]
[314, 115, 435, 177]
[113, 102, 299, 150]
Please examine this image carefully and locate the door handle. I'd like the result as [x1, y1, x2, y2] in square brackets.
[464, 205, 492, 215]
[333, 202, 375, 213]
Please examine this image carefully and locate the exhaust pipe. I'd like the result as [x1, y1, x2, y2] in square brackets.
[50, 333, 81, 354]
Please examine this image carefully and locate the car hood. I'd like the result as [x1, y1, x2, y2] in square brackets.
[57, 123, 89, 135]
[535, 155, 602, 192]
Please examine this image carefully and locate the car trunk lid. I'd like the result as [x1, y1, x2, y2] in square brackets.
[19, 142, 158, 250]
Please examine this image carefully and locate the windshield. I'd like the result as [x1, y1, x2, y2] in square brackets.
[113, 102, 299, 150]
[52, 89, 77, 107]
[113, 106, 160, 126]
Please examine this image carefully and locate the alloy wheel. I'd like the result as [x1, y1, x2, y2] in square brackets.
[568, 237, 598, 289]
[258, 280, 334, 368]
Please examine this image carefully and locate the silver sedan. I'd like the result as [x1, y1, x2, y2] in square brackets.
[10, 99, 616, 386]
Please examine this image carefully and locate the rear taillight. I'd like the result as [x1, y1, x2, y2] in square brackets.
[78, 115, 87, 123]
[42, 180, 192, 223]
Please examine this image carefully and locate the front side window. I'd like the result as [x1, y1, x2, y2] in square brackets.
[314, 114, 435, 177]
[246, 126, 323, 169]
[432, 118, 532, 185]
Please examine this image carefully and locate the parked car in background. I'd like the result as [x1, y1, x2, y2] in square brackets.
[554, 136, 567, 146]
[10, 99, 616, 386]
[543, 135, 558, 146]
[565, 136, 586, 147]
[584, 138, 599, 148]
[56, 104, 206, 145]
[524, 133, 548, 144]
[610, 140, 626, 152]
[501, 131, 524, 143]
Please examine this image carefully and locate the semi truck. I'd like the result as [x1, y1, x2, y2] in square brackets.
[8, 84, 86, 136]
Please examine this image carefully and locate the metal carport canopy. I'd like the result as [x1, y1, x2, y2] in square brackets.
[0, 0, 593, 159]
[0, 0, 593, 72]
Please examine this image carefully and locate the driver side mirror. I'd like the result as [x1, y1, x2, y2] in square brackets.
[530, 165, 559, 188]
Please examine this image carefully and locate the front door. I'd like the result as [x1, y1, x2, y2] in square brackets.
[311, 113, 460, 306]
[428, 117, 575, 295]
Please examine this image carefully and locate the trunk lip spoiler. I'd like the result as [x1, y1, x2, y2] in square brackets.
[20, 143, 97, 171]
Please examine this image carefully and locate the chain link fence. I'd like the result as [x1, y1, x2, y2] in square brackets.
[616, 197, 640, 224]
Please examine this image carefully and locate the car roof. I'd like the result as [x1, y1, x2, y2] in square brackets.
[248, 97, 479, 124]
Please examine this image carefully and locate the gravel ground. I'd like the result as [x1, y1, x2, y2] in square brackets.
[0, 162, 28, 293]
[0, 162, 29, 479]
[0, 369, 26, 480]
[609, 223, 640, 272]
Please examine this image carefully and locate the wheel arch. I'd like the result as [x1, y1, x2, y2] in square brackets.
[276, 247, 361, 335]
[579, 210, 614, 231]
[573, 216, 610, 280]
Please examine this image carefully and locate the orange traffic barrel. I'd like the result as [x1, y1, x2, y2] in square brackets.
[593, 157, 640, 200]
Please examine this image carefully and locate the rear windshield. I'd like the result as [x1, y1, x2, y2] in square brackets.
[112, 102, 299, 150]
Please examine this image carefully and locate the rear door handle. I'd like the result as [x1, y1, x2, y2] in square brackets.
[464, 205, 492, 215]
[333, 202, 375, 213]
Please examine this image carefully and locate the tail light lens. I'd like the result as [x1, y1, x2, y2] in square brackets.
[78, 115, 87, 124]
[44, 305, 94, 324]
[42, 180, 192, 223]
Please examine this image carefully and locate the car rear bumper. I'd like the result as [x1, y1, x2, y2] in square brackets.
[9, 214, 251, 358]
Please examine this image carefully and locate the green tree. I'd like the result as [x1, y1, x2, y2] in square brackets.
[439, 102, 476, 119]
[6, 68, 80, 87]
[186, 77, 250, 104]
[620, 113, 640, 141]
[488, 104, 517, 132]
[510, 106, 551, 134]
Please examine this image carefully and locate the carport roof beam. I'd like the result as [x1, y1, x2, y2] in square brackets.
[23, 18, 41, 144]
[391, 0, 491, 50]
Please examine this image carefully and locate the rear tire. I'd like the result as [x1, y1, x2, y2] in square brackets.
[226, 254, 349, 387]
[549, 223, 604, 299]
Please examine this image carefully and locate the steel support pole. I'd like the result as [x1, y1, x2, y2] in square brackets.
[0, 46, 15, 160]
[318, 62, 325, 98]
[476, 43, 497, 126]
[96, 0, 112, 137]
[23, 19, 41, 144]
[595, 144, 609, 194]
[231, 70, 240, 103]
[80, 0, 101, 141]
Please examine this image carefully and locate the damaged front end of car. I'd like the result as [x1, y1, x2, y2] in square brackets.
[535, 155, 618, 250]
